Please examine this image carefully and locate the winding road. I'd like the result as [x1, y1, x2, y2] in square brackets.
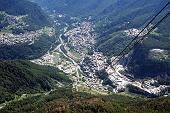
[56, 32, 82, 90]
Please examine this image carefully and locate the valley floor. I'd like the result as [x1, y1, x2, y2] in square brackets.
[31, 16, 170, 97]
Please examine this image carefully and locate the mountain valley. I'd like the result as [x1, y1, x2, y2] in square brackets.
[0, 0, 170, 113]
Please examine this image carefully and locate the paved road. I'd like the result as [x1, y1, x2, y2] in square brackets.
[57, 34, 81, 90]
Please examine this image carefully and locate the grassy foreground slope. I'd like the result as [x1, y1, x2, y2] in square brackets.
[0, 60, 71, 104]
[0, 87, 170, 113]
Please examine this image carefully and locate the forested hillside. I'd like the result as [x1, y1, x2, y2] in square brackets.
[0, 60, 71, 104]
[1, 88, 170, 113]
[0, 0, 50, 30]
[0, 0, 58, 60]
[31, 0, 115, 17]
[95, 0, 170, 56]
[93, 0, 170, 83]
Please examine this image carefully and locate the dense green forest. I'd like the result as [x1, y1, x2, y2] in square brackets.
[0, 60, 71, 104]
[1, 87, 170, 113]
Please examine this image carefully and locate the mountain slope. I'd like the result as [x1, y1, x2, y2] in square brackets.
[0, 60, 71, 104]
[1, 88, 170, 113]
[0, 0, 50, 30]
[0, 0, 58, 60]
[31, 0, 116, 17]
[95, 0, 170, 53]
[94, 0, 170, 83]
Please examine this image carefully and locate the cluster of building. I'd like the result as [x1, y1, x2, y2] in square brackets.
[82, 52, 108, 74]
[132, 79, 169, 96]
[32, 53, 54, 65]
[64, 22, 96, 55]
[81, 76, 109, 93]
[79, 52, 109, 92]
[0, 27, 55, 45]
[63, 21, 132, 93]
[124, 28, 141, 36]
[0, 31, 39, 45]
[31, 19, 169, 96]
[149, 48, 169, 61]
[124, 27, 149, 37]
[1, 12, 28, 30]
[81, 52, 131, 93]
[32, 50, 77, 75]
[0, 11, 55, 46]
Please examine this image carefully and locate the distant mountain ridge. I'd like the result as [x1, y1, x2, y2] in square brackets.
[31, 0, 116, 17]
